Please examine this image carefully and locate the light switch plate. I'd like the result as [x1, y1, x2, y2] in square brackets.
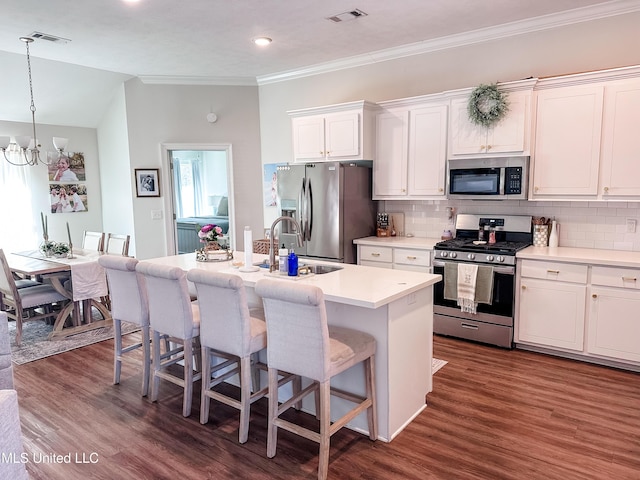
[151, 210, 163, 220]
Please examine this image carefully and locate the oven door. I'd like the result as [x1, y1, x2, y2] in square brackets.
[432, 259, 515, 326]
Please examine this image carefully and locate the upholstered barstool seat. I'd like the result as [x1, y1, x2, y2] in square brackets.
[187, 269, 269, 443]
[98, 255, 151, 396]
[255, 279, 377, 480]
[136, 261, 201, 417]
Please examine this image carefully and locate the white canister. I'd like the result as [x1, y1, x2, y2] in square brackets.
[548, 220, 559, 248]
[533, 225, 549, 247]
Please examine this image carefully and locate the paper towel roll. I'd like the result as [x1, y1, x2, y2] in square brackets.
[244, 226, 253, 267]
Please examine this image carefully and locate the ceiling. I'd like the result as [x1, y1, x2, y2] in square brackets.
[1, 0, 638, 127]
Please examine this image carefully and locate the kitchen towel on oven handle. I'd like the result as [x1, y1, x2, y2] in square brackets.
[443, 262, 494, 312]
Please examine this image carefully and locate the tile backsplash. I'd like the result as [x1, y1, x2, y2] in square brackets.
[381, 200, 640, 252]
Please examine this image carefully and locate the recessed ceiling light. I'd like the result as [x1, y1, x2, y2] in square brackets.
[253, 37, 272, 46]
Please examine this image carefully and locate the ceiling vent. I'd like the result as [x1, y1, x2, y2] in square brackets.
[28, 31, 71, 44]
[326, 9, 367, 23]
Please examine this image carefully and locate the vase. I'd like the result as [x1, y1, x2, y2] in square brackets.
[204, 241, 221, 252]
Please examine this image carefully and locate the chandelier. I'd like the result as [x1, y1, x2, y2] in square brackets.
[0, 37, 67, 167]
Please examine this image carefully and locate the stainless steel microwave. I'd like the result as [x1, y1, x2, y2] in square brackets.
[446, 156, 529, 200]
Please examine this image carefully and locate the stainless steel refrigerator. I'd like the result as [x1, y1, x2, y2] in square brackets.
[276, 162, 377, 264]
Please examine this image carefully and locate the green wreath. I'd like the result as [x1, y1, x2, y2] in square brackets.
[467, 84, 509, 128]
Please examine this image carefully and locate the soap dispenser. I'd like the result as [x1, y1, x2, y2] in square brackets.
[287, 244, 298, 277]
[278, 244, 288, 274]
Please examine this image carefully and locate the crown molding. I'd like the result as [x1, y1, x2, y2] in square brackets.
[138, 75, 257, 86]
[257, 0, 640, 86]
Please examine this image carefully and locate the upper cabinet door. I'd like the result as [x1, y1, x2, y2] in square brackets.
[374, 110, 409, 197]
[324, 112, 360, 159]
[531, 85, 604, 197]
[408, 104, 448, 197]
[600, 80, 640, 197]
[449, 97, 489, 155]
[448, 90, 531, 157]
[292, 115, 326, 161]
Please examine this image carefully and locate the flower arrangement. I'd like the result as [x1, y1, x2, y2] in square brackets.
[198, 224, 224, 244]
[40, 241, 71, 258]
[467, 83, 509, 128]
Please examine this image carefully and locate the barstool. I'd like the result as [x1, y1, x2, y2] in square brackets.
[255, 279, 377, 480]
[187, 269, 268, 443]
[135, 262, 201, 417]
[98, 255, 150, 396]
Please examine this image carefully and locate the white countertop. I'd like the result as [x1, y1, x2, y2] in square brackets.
[353, 236, 441, 249]
[517, 246, 640, 268]
[143, 252, 442, 309]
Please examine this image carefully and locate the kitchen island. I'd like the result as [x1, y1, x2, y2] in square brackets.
[143, 252, 441, 442]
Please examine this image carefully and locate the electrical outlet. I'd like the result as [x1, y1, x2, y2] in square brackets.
[626, 218, 637, 233]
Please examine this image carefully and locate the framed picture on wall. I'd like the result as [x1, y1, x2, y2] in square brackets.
[135, 169, 160, 197]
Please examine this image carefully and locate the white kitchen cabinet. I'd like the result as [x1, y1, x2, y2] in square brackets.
[393, 247, 431, 273]
[289, 101, 377, 162]
[374, 110, 409, 197]
[358, 245, 393, 267]
[373, 101, 447, 199]
[517, 260, 587, 351]
[448, 89, 531, 157]
[587, 266, 640, 363]
[357, 243, 431, 273]
[599, 80, 640, 197]
[530, 85, 604, 197]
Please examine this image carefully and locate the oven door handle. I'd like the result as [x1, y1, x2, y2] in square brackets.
[433, 259, 514, 275]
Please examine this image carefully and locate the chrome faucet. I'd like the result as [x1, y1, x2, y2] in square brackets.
[269, 216, 304, 273]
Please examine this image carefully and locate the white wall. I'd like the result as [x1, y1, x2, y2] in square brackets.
[116, 78, 262, 259]
[258, 11, 640, 251]
[0, 119, 103, 248]
[96, 85, 137, 256]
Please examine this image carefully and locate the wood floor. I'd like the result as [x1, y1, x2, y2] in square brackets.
[12, 333, 640, 480]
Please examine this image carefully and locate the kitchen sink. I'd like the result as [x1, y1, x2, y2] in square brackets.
[299, 263, 343, 275]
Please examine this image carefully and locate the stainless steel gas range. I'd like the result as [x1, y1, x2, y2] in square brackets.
[432, 214, 533, 348]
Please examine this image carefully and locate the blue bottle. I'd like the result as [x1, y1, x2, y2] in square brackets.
[287, 246, 298, 276]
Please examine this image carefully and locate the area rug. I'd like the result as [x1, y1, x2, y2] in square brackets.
[432, 358, 448, 374]
[9, 320, 140, 365]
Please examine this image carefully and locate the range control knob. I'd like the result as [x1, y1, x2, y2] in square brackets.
[498, 256, 505, 263]
[486, 255, 494, 262]
[467, 253, 475, 260]
[450, 252, 457, 258]
[440, 251, 448, 257]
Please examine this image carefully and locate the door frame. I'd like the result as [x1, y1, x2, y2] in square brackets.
[161, 143, 236, 254]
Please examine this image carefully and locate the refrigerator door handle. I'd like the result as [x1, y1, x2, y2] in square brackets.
[306, 177, 312, 241]
[298, 178, 306, 237]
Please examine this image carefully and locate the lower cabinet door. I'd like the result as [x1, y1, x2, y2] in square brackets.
[518, 277, 586, 351]
[588, 286, 640, 363]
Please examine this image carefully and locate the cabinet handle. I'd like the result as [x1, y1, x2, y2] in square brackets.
[326, 151, 331, 156]
[319, 151, 324, 155]
[402, 189, 406, 192]
[439, 188, 443, 192]
[371, 253, 381, 257]
[480, 145, 486, 150]
[534, 186, 539, 192]
[406, 256, 417, 260]
[521, 285, 526, 290]
[486, 145, 492, 150]
[622, 276, 637, 282]
[592, 294, 598, 299]
[604, 186, 609, 193]
[547, 270, 560, 274]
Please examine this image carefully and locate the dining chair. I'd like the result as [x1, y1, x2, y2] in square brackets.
[135, 261, 201, 417]
[187, 269, 269, 443]
[98, 255, 151, 396]
[105, 233, 130, 256]
[255, 279, 378, 480]
[82, 231, 105, 252]
[0, 249, 69, 346]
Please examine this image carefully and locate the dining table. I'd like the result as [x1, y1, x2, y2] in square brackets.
[8, 248, 112, 340]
